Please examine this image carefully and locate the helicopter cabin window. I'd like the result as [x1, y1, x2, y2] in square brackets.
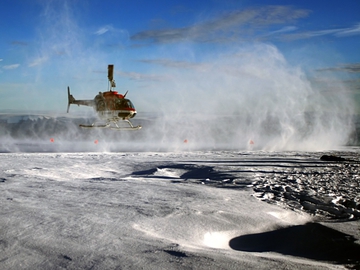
[114, 99, 127, 110]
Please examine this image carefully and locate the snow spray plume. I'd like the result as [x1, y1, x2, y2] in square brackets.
[136, 44, 355, 151]
[31, 0, 120, 108]
[7, 0, 353, 152]
[1, 42, 354, 153]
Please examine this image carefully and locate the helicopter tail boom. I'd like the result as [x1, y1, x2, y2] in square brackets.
[67, 86, 95, 113]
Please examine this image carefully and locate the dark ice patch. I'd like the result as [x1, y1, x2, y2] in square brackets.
[0, 240, 8, 251]
[320, 155, 346, 162]
[132, 164, 236, 185]
[131, 167, 158, 176]
[164, 249, 188, 258]
[63, 255, 72, 261]
[89, 177, 125, 182]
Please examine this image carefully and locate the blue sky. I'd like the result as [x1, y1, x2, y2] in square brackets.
[0, 0, 359, 112]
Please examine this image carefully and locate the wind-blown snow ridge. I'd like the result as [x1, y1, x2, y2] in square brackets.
[130, 152, 360, 221]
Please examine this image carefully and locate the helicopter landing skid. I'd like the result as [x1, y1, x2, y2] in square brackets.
[79, 120, 141, 131]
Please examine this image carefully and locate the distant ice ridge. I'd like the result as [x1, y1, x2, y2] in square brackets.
[6, 115, 51, 124]
[0, 112, 358, 152]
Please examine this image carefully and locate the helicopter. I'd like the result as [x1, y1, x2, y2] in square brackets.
[67, 65, 141, 130]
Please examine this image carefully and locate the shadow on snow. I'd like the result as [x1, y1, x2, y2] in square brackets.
[229, 222, 360, 267]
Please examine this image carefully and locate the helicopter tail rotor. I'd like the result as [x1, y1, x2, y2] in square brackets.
[67, 86, 76, 113]
[66, 86, 96, 112]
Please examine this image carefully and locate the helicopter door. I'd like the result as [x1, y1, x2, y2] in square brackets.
[95, 94, 106, 111]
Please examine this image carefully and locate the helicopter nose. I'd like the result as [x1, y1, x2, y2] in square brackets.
[118, 110, 136, 118]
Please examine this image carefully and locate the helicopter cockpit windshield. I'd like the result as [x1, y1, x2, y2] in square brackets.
[114, 98, 135, 110]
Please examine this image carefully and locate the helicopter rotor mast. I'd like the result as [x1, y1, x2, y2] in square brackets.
[108, 64, 116, 91]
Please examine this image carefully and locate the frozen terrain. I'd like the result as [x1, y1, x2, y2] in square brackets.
[0, 113, 359, 269]
[1, 150, 359, 269]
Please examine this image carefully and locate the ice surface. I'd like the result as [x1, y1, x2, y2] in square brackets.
[0, 151, 359, 269]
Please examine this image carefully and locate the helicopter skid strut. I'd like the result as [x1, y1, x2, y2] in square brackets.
[79, 119, 141, 130]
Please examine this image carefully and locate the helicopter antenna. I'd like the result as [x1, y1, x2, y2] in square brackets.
[108, 64, 116, 90]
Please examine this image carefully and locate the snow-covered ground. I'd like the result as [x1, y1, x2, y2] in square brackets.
[1, 150, 359, 269]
